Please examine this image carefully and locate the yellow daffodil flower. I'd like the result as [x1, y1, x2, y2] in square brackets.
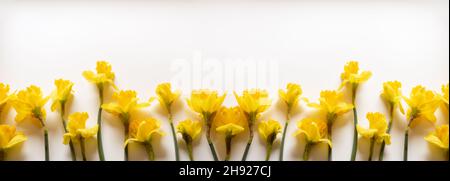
[214, 107, 246, 137]
[102, 90, 151, 161]
[187, 89, 226, 118]
[214, 107, 246, 161]
[12, 85, 50, 124]
[125, 118, 164, 161]
[102, 90, 152, 124]
[156, 82, 181, 115]
[278, 83, 303, 161]
[424, 124, 449, 151]
[340, 61, 372, 89]
[441, 83, 449, 109]
[63, 112, 98, 144]
[306, 90, 353, 160]
[307, 90, 354, 123]
[12, 85, 50, 161]
[234, 89, 272, 161]
[294, 118, 331, 161]
[0, 83, 14, 119]
[63, 112, 98, 161]
[0, 125, 27, 161]
[186, 89, 226, 161]
[340, 61, 371, 161]
[404, 85, 441, 126]
[379, 81, 404, 161]
[357, 112, 391, 161]
[177, 119, 202, 141]
[234, 89, 271, 119]
[156, 82, 181, 161]
[82, 61, 116, 88]
[82, 61, 116, 161]
[50, 79, 74, 112]
[258, 119, 282, 161]
[279, 83, 302, 116]
[403, 85, 441, 161]
[177, 119, 202, 161]
[381, 81, 405, 114]
[50, 79, 76, 160]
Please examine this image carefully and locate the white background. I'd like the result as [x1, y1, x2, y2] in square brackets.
[0, 0, 448, 161]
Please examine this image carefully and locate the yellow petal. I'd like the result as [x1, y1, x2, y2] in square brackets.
[216, 123, 245, 136]
[4, 133, 27, 149]
[357, 125, 376, 139]
[63, 133, 75, 145]
[78, 125, 99, 139]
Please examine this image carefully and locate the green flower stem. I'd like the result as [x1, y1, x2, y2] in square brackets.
[403, 129, 409, 161]
[225, 134, 233, 161]
[327, 122, 333, 161]
[350, 84, 359, 161]
[124, 122, 129, 161]
[379, 104, 394, 161]
[80, 137, 87, 161]
[265, 143, 273, 161]
[242, 112, 256, 161]
[326, 114, 336, 161]
[0, 150, 5, 161]
[96, 85, 105, 161]
[186, 142, 194, 161]
[403, 118, 414, 161]
[38, 117, 50, 161]
[303, 142, 311, 161]
[205, 113, 219, 161]
[144, 141, 155, 161]
[44, 128, 49, 161]
[279, 112, 290, 161]
[368, 137, 375, 161]
[60, 103, 77, 161]
[168, 112, 180, 161]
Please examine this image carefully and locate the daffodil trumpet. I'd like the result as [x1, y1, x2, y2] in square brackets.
[83, 61, 116, 161]
[403, 86, 440, 161]
[187, 90, 226, 161]
[12, 85, 50, 161]
[0, 125, 27, 161]
[234, 89, 271, 161]
[340, 61, 372, 161]
[63, 112, 98, 161]
[51, 79, 77, 161]
[177, 119, 202, 161]
[278, 83, 302, 161]
[214, 107, 246, 161]
[357, 112, 391, 161]
[259, 119, 281, 161]
[156, 83, 181, 161]
[379, 81, 404, 161]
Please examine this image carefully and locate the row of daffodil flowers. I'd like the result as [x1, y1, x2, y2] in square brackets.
[0, 61, 448, 161]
